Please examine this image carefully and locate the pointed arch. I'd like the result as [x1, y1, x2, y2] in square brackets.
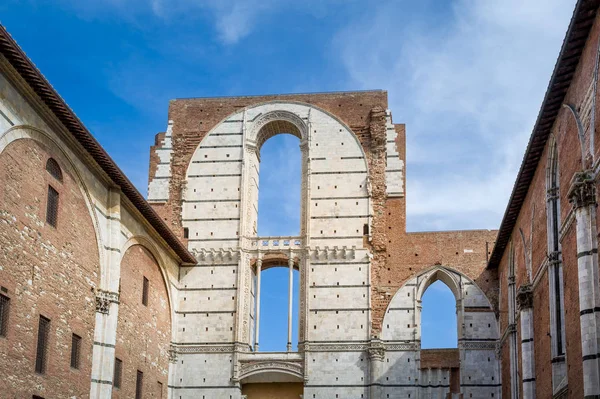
[416, 266, 462, 302]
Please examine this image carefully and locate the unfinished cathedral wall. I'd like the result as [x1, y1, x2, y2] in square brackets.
[150, 91, 498, 398]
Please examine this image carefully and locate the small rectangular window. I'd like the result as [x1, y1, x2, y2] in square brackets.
[113, 358, 122, 389]
[0, 293, 9, 337]
[35, 316, 50, 374]
[142, 277, 149, 306]
[136, 370, 144, 399]
[158, 381, 163, 398]
[46, 186, 59, 227]
[70, 334, 81, 369]
[183, 227, 189, 239]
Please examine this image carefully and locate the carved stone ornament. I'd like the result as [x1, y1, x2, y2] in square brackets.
[517, 284, 534, 311]
[238, 360, 304, 381]
[568, 171, 596, 209]
[368, 339, 386, 362]
[168, 344, 178, 363]
[95, 289, 119, 314]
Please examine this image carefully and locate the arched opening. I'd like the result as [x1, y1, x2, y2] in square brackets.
[257, 134, 301, 236]
[253, 133, 301, 352]
[421, 280, 458, 349]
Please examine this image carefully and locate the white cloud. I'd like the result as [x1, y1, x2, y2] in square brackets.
[334, 0, 576, 231]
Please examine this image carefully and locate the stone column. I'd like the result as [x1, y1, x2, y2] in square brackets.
[287, 254, 294, 352]
[517, 284, 536, 399]
[368, 339, 385, 399]
[254, 255, 262, 351]
[90, 187, 121, 398]
[568, 171, 600, 397]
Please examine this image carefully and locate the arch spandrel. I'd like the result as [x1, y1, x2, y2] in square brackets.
[381, 266, 498, 342]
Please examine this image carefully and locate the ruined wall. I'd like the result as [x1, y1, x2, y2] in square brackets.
[0, 138, 100, 398]
[151, 90, 499, 398]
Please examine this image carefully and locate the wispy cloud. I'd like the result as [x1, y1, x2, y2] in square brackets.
[334, 0, 575, 231]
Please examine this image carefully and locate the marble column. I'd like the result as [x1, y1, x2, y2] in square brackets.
[518, 284, 536, 399]
[254, 256, 262, 352]
[568, 171, 600, 397]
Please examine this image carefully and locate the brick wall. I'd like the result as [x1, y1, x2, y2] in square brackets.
[114, 244, 171, 399]
[0, 139, 100, 398]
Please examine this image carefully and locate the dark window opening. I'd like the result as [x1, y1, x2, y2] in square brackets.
[46, 186, 59, 227]
[142, 276, 149, 306]
[0, 293, 9, 337]
[183, 227, 189, 239]
[136, 370, 144, 399]
[45, 158, 63, 182]
[363, 223, 369, 235]
[113, 358, 123, 389]
[70, 333, 81, 369]
[35, 316, 50, 374]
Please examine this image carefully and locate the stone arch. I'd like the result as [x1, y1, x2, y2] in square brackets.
[239, 361, 304, 383]
[0, 124, 104, 397]
[381, 266, 497, 342]
[116, 242, 172, 398]
[120, 235, 174, 326]
[248, 110, 308, 150]
[416, 266, 462, 302]
[0, 124, 105, 276]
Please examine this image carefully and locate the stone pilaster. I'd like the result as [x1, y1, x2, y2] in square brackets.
[568, 171, 600, 398]
[517, 284, 536, 399]
[368, 339, 385, 399]
[90, 187, 122, 398]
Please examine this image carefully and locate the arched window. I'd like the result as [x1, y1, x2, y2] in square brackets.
[46, 158, 63, 182]
[546, 137, 567, 391]
[253, 134, 301, 352]
[421, 280, 457, 348]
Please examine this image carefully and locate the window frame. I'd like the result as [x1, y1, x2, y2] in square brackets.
[35, 315, 51, 374]
[70, 333, 82, 369]
[0, 293, 9, 337]
[46, 185, 59, 228]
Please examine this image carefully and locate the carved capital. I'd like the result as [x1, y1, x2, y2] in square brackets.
[517, 284, 534, 311]
[368, 339, 385, 362]
[168, 344, 178, 363]
[95, 289, 119, 315]
[568, 171, 596, 209]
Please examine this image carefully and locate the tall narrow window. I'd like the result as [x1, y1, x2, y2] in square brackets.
[46, 186, 59, 227]
[142, 276, 149, 306]
[254, 134, 301, 352]
[45, 158, 62, 182]
[183, 227, 189, 239]
[546, 138, 567, 391]
[113, 358, 123, 389]
[0, 294, 9, 337]
[135, 370, 144, 399]
[70, 334, 81, 369]
[158, 381, 163, 398]
[35, 316, 50, 374]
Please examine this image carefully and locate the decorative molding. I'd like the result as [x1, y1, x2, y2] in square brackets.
[304, 342, 369, 352]
[174, 344, 236, 354]
[192, 248, 239, 263]
[238, 360, 304, 381]
[460, 341, 498, 351]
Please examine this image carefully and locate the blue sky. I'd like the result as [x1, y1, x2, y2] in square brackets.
[1, 0, 575, 349]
